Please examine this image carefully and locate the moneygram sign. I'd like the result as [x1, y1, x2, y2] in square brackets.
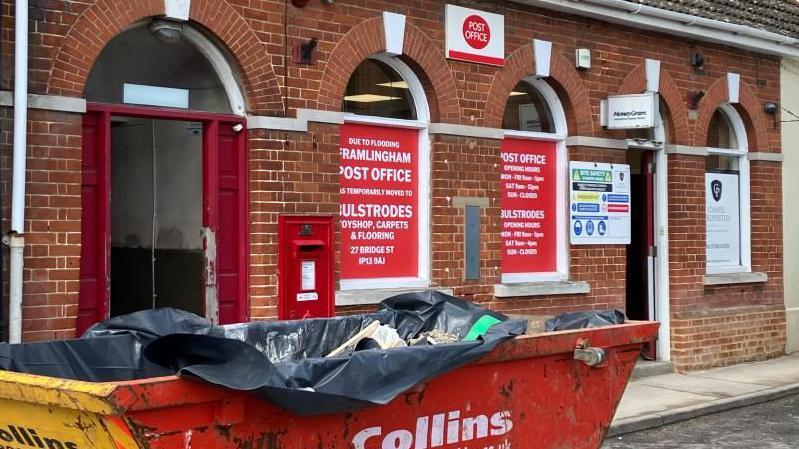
[604, 92, 656, 129]
[445, 5, 505, 66]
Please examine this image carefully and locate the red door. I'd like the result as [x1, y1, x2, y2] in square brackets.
[78, 106, 247, 335]
[78, 111, 110, 335]
[203, 121, 248, 324]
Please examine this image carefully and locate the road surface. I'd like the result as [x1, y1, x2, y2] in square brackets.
[602, 394, 799, 449]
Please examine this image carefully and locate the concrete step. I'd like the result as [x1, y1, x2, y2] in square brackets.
[631, 359, 675, 380]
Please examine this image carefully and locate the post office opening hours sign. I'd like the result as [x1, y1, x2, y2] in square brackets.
[500, 138, 557, 274]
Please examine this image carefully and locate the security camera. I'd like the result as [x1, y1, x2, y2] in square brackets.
[764, 102, 778, 114]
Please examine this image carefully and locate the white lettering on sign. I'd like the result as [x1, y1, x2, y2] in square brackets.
[463, 15, 490, 49]
[445, 5, 505, 66]
[500, 139, 557, 275]
[339, 123, 419, 279]
[352, 409, 513, 449]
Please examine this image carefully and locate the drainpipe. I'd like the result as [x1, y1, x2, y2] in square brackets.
[9, 0, 29, 344]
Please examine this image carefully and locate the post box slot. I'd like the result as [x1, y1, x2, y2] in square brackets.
[293, 239, 326, 248]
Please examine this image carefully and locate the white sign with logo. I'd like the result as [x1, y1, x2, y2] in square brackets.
[604, 92, 656, 129]
[706, 172, 740, 267]
[569, 162, 631, 245]
[445, 4, 505, 66]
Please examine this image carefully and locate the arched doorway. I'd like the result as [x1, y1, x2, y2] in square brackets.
[78, 21, 248, 334]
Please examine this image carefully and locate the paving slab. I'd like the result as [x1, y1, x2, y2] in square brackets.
[609, 356, 799, 437]
[692, 357, 799, 388]
[637, 372, 770, 398]
[613, 382, 716, 421]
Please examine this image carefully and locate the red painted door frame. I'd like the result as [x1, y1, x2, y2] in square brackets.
[77, 111, 111, 335]
[78, 103, 248, 335]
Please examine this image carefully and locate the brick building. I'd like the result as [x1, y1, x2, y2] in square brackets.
[0, 0, 793, 371]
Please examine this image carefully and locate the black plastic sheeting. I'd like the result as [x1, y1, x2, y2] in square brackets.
[544, 309, 625, 332]
[0, 291, 526, 415]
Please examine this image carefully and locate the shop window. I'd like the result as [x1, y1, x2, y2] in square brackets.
[343, 59, 417, 120]
[338, 55, 430, 291]
[707, 109, 738, 149]
[85, 22, 233, 113]
[499, 78, 567, 283]
[502, 81, 555, 132]
[705, 105, 751, 274]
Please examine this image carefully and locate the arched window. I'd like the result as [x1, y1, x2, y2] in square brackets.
[343, 58, 417, 120]
[498, 77, 567, 284]
[338, 55, 430, 291]
[705, 104, 751, 273]
[502, 80, 556, 133]
[86, 22, 244, 114]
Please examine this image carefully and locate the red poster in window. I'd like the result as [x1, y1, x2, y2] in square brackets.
[339, 123, 419, 279]
[501, 138, 558, 273]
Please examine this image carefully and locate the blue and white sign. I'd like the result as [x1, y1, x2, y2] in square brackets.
[569, 161, 631, 244]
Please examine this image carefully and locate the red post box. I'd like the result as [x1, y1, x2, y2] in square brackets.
[278, 215, 335, 320]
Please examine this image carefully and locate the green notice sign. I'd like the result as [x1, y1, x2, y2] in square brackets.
[572, 169, 612, 182]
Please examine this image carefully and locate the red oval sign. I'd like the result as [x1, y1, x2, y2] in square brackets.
[462, 15, 490, 50]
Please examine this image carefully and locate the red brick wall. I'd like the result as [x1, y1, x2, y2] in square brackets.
[0, 0, 785, 369]
[0, 110, 83, 341]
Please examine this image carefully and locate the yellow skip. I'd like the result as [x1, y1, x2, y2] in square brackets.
[0, 372, 142, 449]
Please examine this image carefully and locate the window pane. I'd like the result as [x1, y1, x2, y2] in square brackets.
[343, 59, 417, 120]
[706, 154, 739, 172]
[707, 109, 738, 149]
[85, 23, 231, 113]
[502, 81, 555, 133]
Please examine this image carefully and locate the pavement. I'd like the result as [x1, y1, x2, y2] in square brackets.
[608, 352, 799, 437]
[603, 394, 799, 448]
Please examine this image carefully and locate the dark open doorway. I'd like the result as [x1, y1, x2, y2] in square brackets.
[109, 117, 204, 317]
[626, 149, 656, 359]
[78, 105, 248, 335]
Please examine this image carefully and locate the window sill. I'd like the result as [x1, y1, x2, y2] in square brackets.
[703, 272, 768, 286]
[494, 281, 590, 298]
[336, 287, 454, 306]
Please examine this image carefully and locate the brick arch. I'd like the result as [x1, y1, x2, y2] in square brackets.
[316, 18, 460, 123]
[694, 76, 769, 151]
[483, 44, 593, 134]
[618, 64, 690, 145]
[47, 0, 283, 115]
